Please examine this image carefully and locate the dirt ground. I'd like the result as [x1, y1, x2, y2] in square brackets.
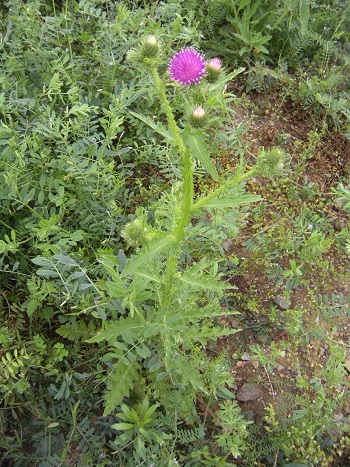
[208, 87, 350, 465]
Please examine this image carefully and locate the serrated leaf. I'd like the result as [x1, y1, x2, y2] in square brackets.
[121, 236, 175, 277]
[182, 129, 218, 180]
[87, 315, 144, 344]
[56, 320, 94, 341]
[129, 110, 174, 143]
[204, 194, 261, 209]
[104, 361, 140, 415]
[179, 273, 229, 292]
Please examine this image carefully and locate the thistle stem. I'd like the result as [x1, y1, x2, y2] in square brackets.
[149, 67, 194, 304]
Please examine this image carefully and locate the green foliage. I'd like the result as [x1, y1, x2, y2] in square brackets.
[263, 350, 348, 465]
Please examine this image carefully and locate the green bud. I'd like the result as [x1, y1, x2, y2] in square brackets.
[126, 35, 160, 67]
[121, 218, 153, 248]
[206, 58, 221, 83]
[254, 146, 289, 177]
[141, 36, 159, 59]
[188, 106, 207, 128]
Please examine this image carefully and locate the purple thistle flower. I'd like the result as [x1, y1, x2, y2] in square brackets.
[168, 48, 206, 86]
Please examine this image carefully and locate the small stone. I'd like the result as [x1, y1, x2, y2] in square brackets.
[333, 219, 345, 231]
[223, 238, 234, 250]
[259, 316, 270, 324]
[236, 383, 262, 402]
[343, 401, 350, 415]
[272, 296, 292, 310]
[230, 319, 240, 328]
[334, 199, 345, 210]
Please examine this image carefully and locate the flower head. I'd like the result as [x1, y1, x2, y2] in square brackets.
[255, 147, 289, 177]
[168, 48, 206, 86]
[141, 35, 159, 58]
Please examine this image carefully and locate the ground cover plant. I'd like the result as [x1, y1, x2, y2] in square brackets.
[0, 0, 349, 466]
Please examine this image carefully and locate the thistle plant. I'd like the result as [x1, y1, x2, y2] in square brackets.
[85, 36, 289, 457]
[126, 37, 287, 272]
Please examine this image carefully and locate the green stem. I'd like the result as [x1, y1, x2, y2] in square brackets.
[150, 68, 194, 239]
[149, 67, 194, 302]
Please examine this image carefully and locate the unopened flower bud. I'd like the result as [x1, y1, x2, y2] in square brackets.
[127, 35, 160, 66]
[206, 58, 221, 83]
[121, 218, 153, 248]
[193, 106, 205, 119]
[189, 106, 207, 128]
[141, 35, 159, 59]
[255, 146, 289, 177]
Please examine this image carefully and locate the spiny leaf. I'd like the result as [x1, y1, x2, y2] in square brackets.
[182, 128, 218, 180]
[87, 315, 145, 344]
[121, 236, 176, 277]
[203, 193, 261, 209]
[179, 273, 230, 292]
[128, 110, 174, 143]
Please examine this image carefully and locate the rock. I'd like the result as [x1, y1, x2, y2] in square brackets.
[334, 199, 345, 210]
[333, 219, 346, 231]
[236, 383, 262, 402]
[343, 400, 350, 415]
[272, 295, 292, 310]
[223, 238, 235, 250]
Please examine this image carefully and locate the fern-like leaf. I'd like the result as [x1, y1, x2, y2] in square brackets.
[56, 319, 96, 341]
[87, 315, 145, 344]
[104, 360, 140, 415]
